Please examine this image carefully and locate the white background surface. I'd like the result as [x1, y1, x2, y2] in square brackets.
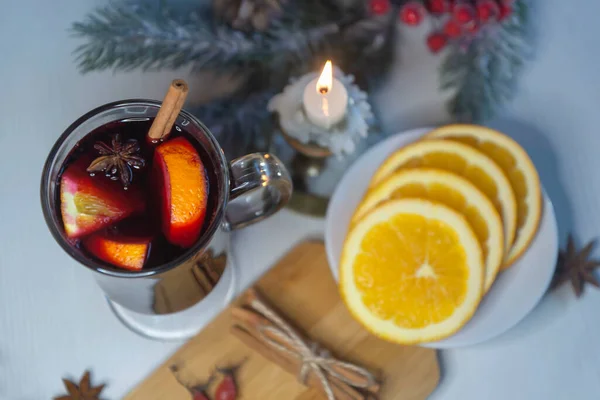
[1, 1, 600, 399]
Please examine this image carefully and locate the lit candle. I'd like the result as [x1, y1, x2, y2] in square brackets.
[302, 60, 349, 130]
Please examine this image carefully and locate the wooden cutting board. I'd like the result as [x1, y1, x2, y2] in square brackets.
[126, 241, 440, 399]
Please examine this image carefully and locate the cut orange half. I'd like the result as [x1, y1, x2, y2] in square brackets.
[369, 140, 517, 257]
[340, 199, 484, 344]
[353, 168, 503, 292]
[425, 124, 542, 266]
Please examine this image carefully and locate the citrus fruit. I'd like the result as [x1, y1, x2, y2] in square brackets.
[340, 199, 484, 344]
[425, 124, 542, 266]
[369, 139, 517, 256]
[83, 233, 151, 271]
[153, 137, 208, 248]
[61, 158, 145, 238]
[353, 168, 503, 292]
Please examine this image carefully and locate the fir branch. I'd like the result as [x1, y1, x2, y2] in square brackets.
[441, 0, 531, 122]
[188, 91, 275, 159]
[70, 1, 390, 156]
[71, 1, 342, 74]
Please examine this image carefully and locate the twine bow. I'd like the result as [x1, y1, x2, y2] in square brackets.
[248, 297, 377, 400]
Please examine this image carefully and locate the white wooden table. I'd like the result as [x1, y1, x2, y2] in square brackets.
[1, 1, 600, 399]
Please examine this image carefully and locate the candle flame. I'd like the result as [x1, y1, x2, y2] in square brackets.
[316, 60, 333, 95]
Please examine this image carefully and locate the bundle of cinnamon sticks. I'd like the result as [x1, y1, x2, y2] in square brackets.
[230, 289, 380, 400]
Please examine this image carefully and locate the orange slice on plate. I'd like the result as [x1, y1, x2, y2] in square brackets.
[425, 124, 542, 266]
[353, 168, 503, 292]
[369, 140, 517, 257]
[340, 199, 484, 344]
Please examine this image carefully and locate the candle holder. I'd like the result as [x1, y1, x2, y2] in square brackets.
[268, 67, 376, 216]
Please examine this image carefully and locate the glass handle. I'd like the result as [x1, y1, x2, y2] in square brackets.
[223, 153, 292, 231]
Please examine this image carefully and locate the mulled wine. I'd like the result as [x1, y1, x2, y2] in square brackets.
[56, 118, 218, 271]
[42, 97, 291, 336]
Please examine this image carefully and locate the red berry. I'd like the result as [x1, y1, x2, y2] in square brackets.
[453, 3, 476, 25]
[215, 374, 237, 400]
[399, 2, 426, 26]
[476, 0, 500, 23]
[427, 0, 450, 14]
[192, 391, 210, 400]
[443, 19, 462, 37]
[368, 0, 391, 16]
[427, 33, 447, 53]
[498, 4, 512, 21]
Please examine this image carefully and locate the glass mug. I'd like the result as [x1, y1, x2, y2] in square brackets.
[41, 100, 292, 340]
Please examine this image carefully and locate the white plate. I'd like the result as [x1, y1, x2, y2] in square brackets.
[325, 127, 559, 348]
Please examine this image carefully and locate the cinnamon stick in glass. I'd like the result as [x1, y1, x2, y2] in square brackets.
[147, 79, 189, 142]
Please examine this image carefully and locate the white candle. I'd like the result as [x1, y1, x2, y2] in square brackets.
[302, 60, 348, 130]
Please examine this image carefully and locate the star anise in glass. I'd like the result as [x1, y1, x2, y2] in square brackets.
[552, 235, 600, 297]
[87, 134, 145, 188]
[54, 371, 105, 400]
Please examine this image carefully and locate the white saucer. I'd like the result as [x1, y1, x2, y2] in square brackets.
[325, 127, 559, 348]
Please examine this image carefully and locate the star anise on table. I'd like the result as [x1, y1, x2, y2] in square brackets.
[552, 235, 600, 297]
[87, 134, 145, 189]
[54, 371, 105, 400]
